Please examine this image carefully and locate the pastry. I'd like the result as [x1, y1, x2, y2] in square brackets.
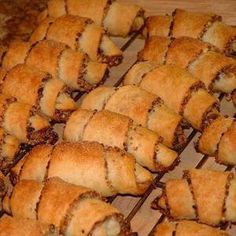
[0, 215, 59, 236]
[30, 15, 122, 66]
[196, 116, 236, 165]
[4, 177, 131, 235]
[0, 94, 57, 145]
[80, 85, 186, 149]
[0, 65, 77, 122]
[153, 169, 236, 226]
[64, 109, 178, 172]
[10, 142, 153, 197]
[124, 62, 220, 130]
[138, 36, 236, 95]
[153, 220, 228, 236]
[1, 39, 108, 91]
[144, 9, 236, 56]
[38, 0, 145, 37]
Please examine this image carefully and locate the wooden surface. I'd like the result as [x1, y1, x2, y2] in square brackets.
[105, 1, 236, 235]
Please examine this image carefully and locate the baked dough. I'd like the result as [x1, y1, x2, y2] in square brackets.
[64, 109, 178, 172]
[30, 15, 122, 66]
[10, 142, 153, 197]
[81, 85, 186, 149]
[1, 65, 77, 122]
[138, 36, 236, 95]
[155, 169, 236, 226]
[38, 0, 145, 37]
[196, 116, 236, 165]
[154, 220, 228, 236]
[0, 215, 59, 236]
[4, 177, 131, 235]
[0, 94, 57, 145]
[124, 62, 219, 130]
[2, 40, 107, 91]
[144, 9, 235, 55]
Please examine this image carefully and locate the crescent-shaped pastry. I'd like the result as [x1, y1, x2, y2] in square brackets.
[64, 109, 178, 172]
[80, 85, 186, 149]
[0, 215, 59, 236]
[0, 65, 77, 122]
[38, 0, 145, 37]
[0, 94, 57, 145]
[144, 9, 235, 56]
[153, 169, 236, 226]
[30, 15, 122, 66]
[3, 177, 131, 235]
[124, 62, 219, 130]
[153, 220, 228, 236]
[10, 142, 153, 197]
[138, 36, 236, 95]
[196, 116, 236, 165]
[1, 40, 107, 91]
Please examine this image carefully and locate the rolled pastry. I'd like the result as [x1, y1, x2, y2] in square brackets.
[10, 142, 153, 196]
[38, 0, 145, 37]
[196, 116, 236, 165]
[0, 215, 59, 236]
[80, 85, 186, 149]
[30, 15, 122, 66]
[144, 9, 236, 56]
[4, 177, 131, 235]
[138, 36, 236, 95]
[1, 40, 107, 91]
[153, 220, 228, 236]
[0, 65, 77, 122]
[0, 128, 21, 172]
[153, 169, 236, 226]
[64, 109, 178, 172]
[124, 62, 219, 130]
[0, 94, 58, 145]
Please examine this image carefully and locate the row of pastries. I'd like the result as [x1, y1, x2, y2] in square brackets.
[0, 0, 235, 235]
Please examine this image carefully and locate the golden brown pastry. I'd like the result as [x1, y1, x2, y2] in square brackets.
[64, 109, 178, 172]
[4, 177, 131, 235]
[1, 40, 107, 91]
[144, 9, 236, 55]
[138, 36, 236, 95]
[0, 94, 57, 145]
[80, 85, 186, 149]
[124, 62, 219, 130]
[38, 0, 145, 37]
[0, 215, 59, 236]
[10, 142, 153, 197]
[30, 15, 122, 66]
[153, 169, 236, 226]
[196, 116, 236, 165]
[0, 65, 77, 122]
[0, 128, 21, 172]
[153, 220, 228, 236]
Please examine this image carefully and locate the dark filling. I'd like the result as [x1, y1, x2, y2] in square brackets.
[0, 177, 6, 198]
[169, 10, 177, 37]
[172, 119, 188, 151]
[100, 54, 123, 67]
[53, 110, 74, 123]
[227, 37, 236, 56]
[27, 127, 58, 146]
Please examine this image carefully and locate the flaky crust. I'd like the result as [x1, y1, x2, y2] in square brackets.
[7, 177, 130, 235]
[172, 9, 220, 39]
[154, 220, 228, 236]
[64, 109, 178, 171]
[138, 36, 170, 64]
[81, 85, 185, 149]
[144, 15, 172, 37]
[197, 116, 236, 165]
[157, 169, 235, 226]
[11, 142, 153, 196]
[0, 215, 58, 236]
